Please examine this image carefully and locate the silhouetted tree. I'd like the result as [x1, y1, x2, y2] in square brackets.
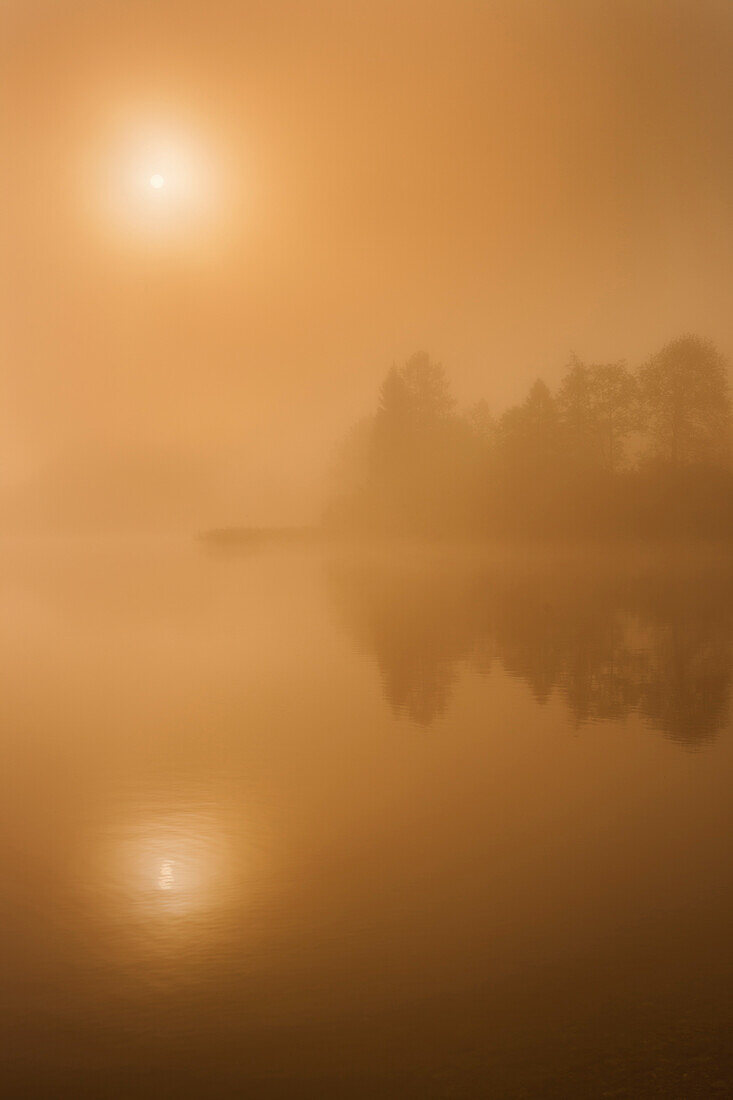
[510, 379, 559, 467]
[637, 335, 731, 469]
[558, 357, 639, 473]
[592, 362, 639, 472]
[400, 350, 455, 420]
[557, 357, 600, 470]
[496, 380, 563, 531]
[467, 398, 495, 444]
[556, 356, 638, 468]
[337, 351, 466, 534]
[369, 364, 412, 503]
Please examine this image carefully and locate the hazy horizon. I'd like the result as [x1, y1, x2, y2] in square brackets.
[4, 6, 733, 1096]
[4, 0, 733, 528]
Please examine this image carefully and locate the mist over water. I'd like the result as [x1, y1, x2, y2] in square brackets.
[4, 0, 733, 1094]
[1, 538, 731, 1096]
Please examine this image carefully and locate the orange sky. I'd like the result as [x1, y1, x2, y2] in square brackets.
[3, 0, 733, 527]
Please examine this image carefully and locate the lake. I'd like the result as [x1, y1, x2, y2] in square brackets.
[1, 539, 731, 1097]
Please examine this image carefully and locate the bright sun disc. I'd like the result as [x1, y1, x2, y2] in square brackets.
[90, 119, 231, 251]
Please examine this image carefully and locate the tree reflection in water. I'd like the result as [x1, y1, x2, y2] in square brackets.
[330, 549, 733, 747]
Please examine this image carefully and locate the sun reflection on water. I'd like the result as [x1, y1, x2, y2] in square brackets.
[124, 810, 231, 919]
[158, 859, 175, 890]
[85, 796, 252, 970]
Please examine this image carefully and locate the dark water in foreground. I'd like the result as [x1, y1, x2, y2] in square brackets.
[1, 540, 732, 1097]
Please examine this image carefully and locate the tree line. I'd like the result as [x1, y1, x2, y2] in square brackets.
[326, 335, 733, 537]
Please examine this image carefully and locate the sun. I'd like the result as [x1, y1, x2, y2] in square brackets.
[89, 118, 233, 250]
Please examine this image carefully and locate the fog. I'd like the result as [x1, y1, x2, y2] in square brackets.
[4, 0, 733, 529]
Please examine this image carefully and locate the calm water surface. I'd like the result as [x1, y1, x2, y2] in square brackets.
[1, 540, 732, 1097]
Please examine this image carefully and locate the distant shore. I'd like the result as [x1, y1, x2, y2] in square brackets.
[197, 525, 320, 548]
[196, 526, 733, 560]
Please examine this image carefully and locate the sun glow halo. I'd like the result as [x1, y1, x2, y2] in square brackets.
[87, 116, 233, 251]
